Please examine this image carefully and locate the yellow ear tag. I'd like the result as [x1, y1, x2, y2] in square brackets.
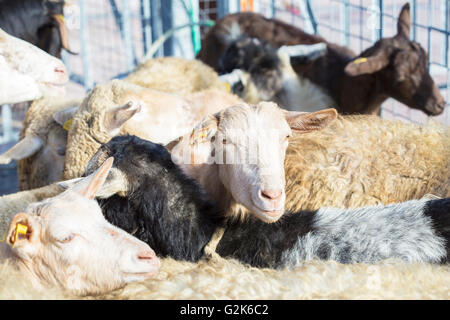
[353, 57, 368, 65]
[12, 223, 28, 248]
[57, 14, 66, 23]
[63, 118, 73, 131]
[223, 82, 231, 93]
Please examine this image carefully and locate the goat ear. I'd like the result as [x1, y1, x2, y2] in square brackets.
[170, 114, 219, 165]
[53, 106, 79, 127]
[284, 108, 337, 134]
[190, 114, 219, 145]
[69, 157, 114, 199]
[104, 101, 142, 136]
[0, 136, 44, 164]
[344, 52, 389, 76]
[396, 3, 411, 39]
[6, 213, 40, 253]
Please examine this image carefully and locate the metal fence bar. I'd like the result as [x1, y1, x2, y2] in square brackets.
[121, 0, 136, 69]
[150, 0, 163, 57]
[340, 0, 350, 47]
[161, 0, 174, 56]
[141, 0, 152, 55]
[0, 104, 15, 144]
[298, 0, 317, 34]
[218, 0, 229, 18]
[79, 0, 93, 89]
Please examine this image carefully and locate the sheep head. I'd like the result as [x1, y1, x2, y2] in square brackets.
[0, 28, 68, 104]
[170, 102, 337, 223]
[6, 157, 159, 295]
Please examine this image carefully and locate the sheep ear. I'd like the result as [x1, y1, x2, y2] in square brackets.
[170, 114, 219, 166]
[93, 168, 129, 198]
[0, 136, 44, 164]
[284, 108, 337, 133]
[53, 106, 78, 127]
[344, 52, 389, 76]
[6, 213, 40, 253]
[190, 114, 219, 145]
[69, 157, 114, 199]
[396, 3, 411, 39]
[104, 101, 142, 136]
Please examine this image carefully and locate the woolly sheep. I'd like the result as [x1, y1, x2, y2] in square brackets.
[1, 257, 450, 299]
[0, 158, 159, 295]
[123, 56, 228, 96]
[63, 79, 244, 180]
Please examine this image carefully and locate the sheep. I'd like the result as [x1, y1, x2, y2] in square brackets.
[199, 3, 446, 116]
[81, 134, 450, 267]
[0, 97, 81, 190]
[0, 157, 160, 296]
[0, 0, 74, 58]
[168, 102, 449, 222]
[123, 56, 229, 96]
[283, 114, 450, 212]
[0, 27, 68, 104]
[2, 256, 450, 299]
[62, 79, 244, 180]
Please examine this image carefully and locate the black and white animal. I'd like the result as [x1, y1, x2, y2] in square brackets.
[0, 0, 74, 58]
[203, 4, 446, 116]
[79, 135, 450, 268]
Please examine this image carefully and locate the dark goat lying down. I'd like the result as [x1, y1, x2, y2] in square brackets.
[82, 135, 450, 268]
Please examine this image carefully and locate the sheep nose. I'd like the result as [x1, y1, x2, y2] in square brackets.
[55, 66, 66, 74]
[260, 189, 282, 201]
[137, 249, 157, 261]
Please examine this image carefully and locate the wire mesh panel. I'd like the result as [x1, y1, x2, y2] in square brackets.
[62, 0, 146, 98]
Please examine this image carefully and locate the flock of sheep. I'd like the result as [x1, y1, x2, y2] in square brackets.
[0, 1, 449, 299]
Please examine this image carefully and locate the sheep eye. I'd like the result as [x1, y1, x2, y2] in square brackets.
[59, 233, 76, 243]
[222, 139, 227, 144]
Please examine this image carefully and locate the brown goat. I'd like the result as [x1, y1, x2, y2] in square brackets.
[198, 3, 445, 116]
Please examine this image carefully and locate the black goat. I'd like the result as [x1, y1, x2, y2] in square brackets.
[0, 0, 73, 58]
[83, 135, 450, 268]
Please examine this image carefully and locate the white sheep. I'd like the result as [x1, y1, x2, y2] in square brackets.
[0, 158, 159, 295]
[0, 27, 68, 104]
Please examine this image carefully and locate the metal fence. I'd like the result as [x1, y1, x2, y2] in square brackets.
[1, 0, 449, 148]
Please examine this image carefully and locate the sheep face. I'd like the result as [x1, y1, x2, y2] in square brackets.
[344, 3, 445, 116]
[6, 158, 159, 295]
[0, 28, 68, 104]
[171, 103, 337, 223]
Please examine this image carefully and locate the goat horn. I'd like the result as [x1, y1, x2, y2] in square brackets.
[219, 69, 244, 86]
[0, 136, 44, 164]
[51, 14, 77, 55]
[278, 43, 327, 60]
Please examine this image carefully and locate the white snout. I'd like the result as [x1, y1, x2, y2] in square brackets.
[113, 229, 160, 281]
[39, 61, 68, 97]
[250, 187, 286, 222]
